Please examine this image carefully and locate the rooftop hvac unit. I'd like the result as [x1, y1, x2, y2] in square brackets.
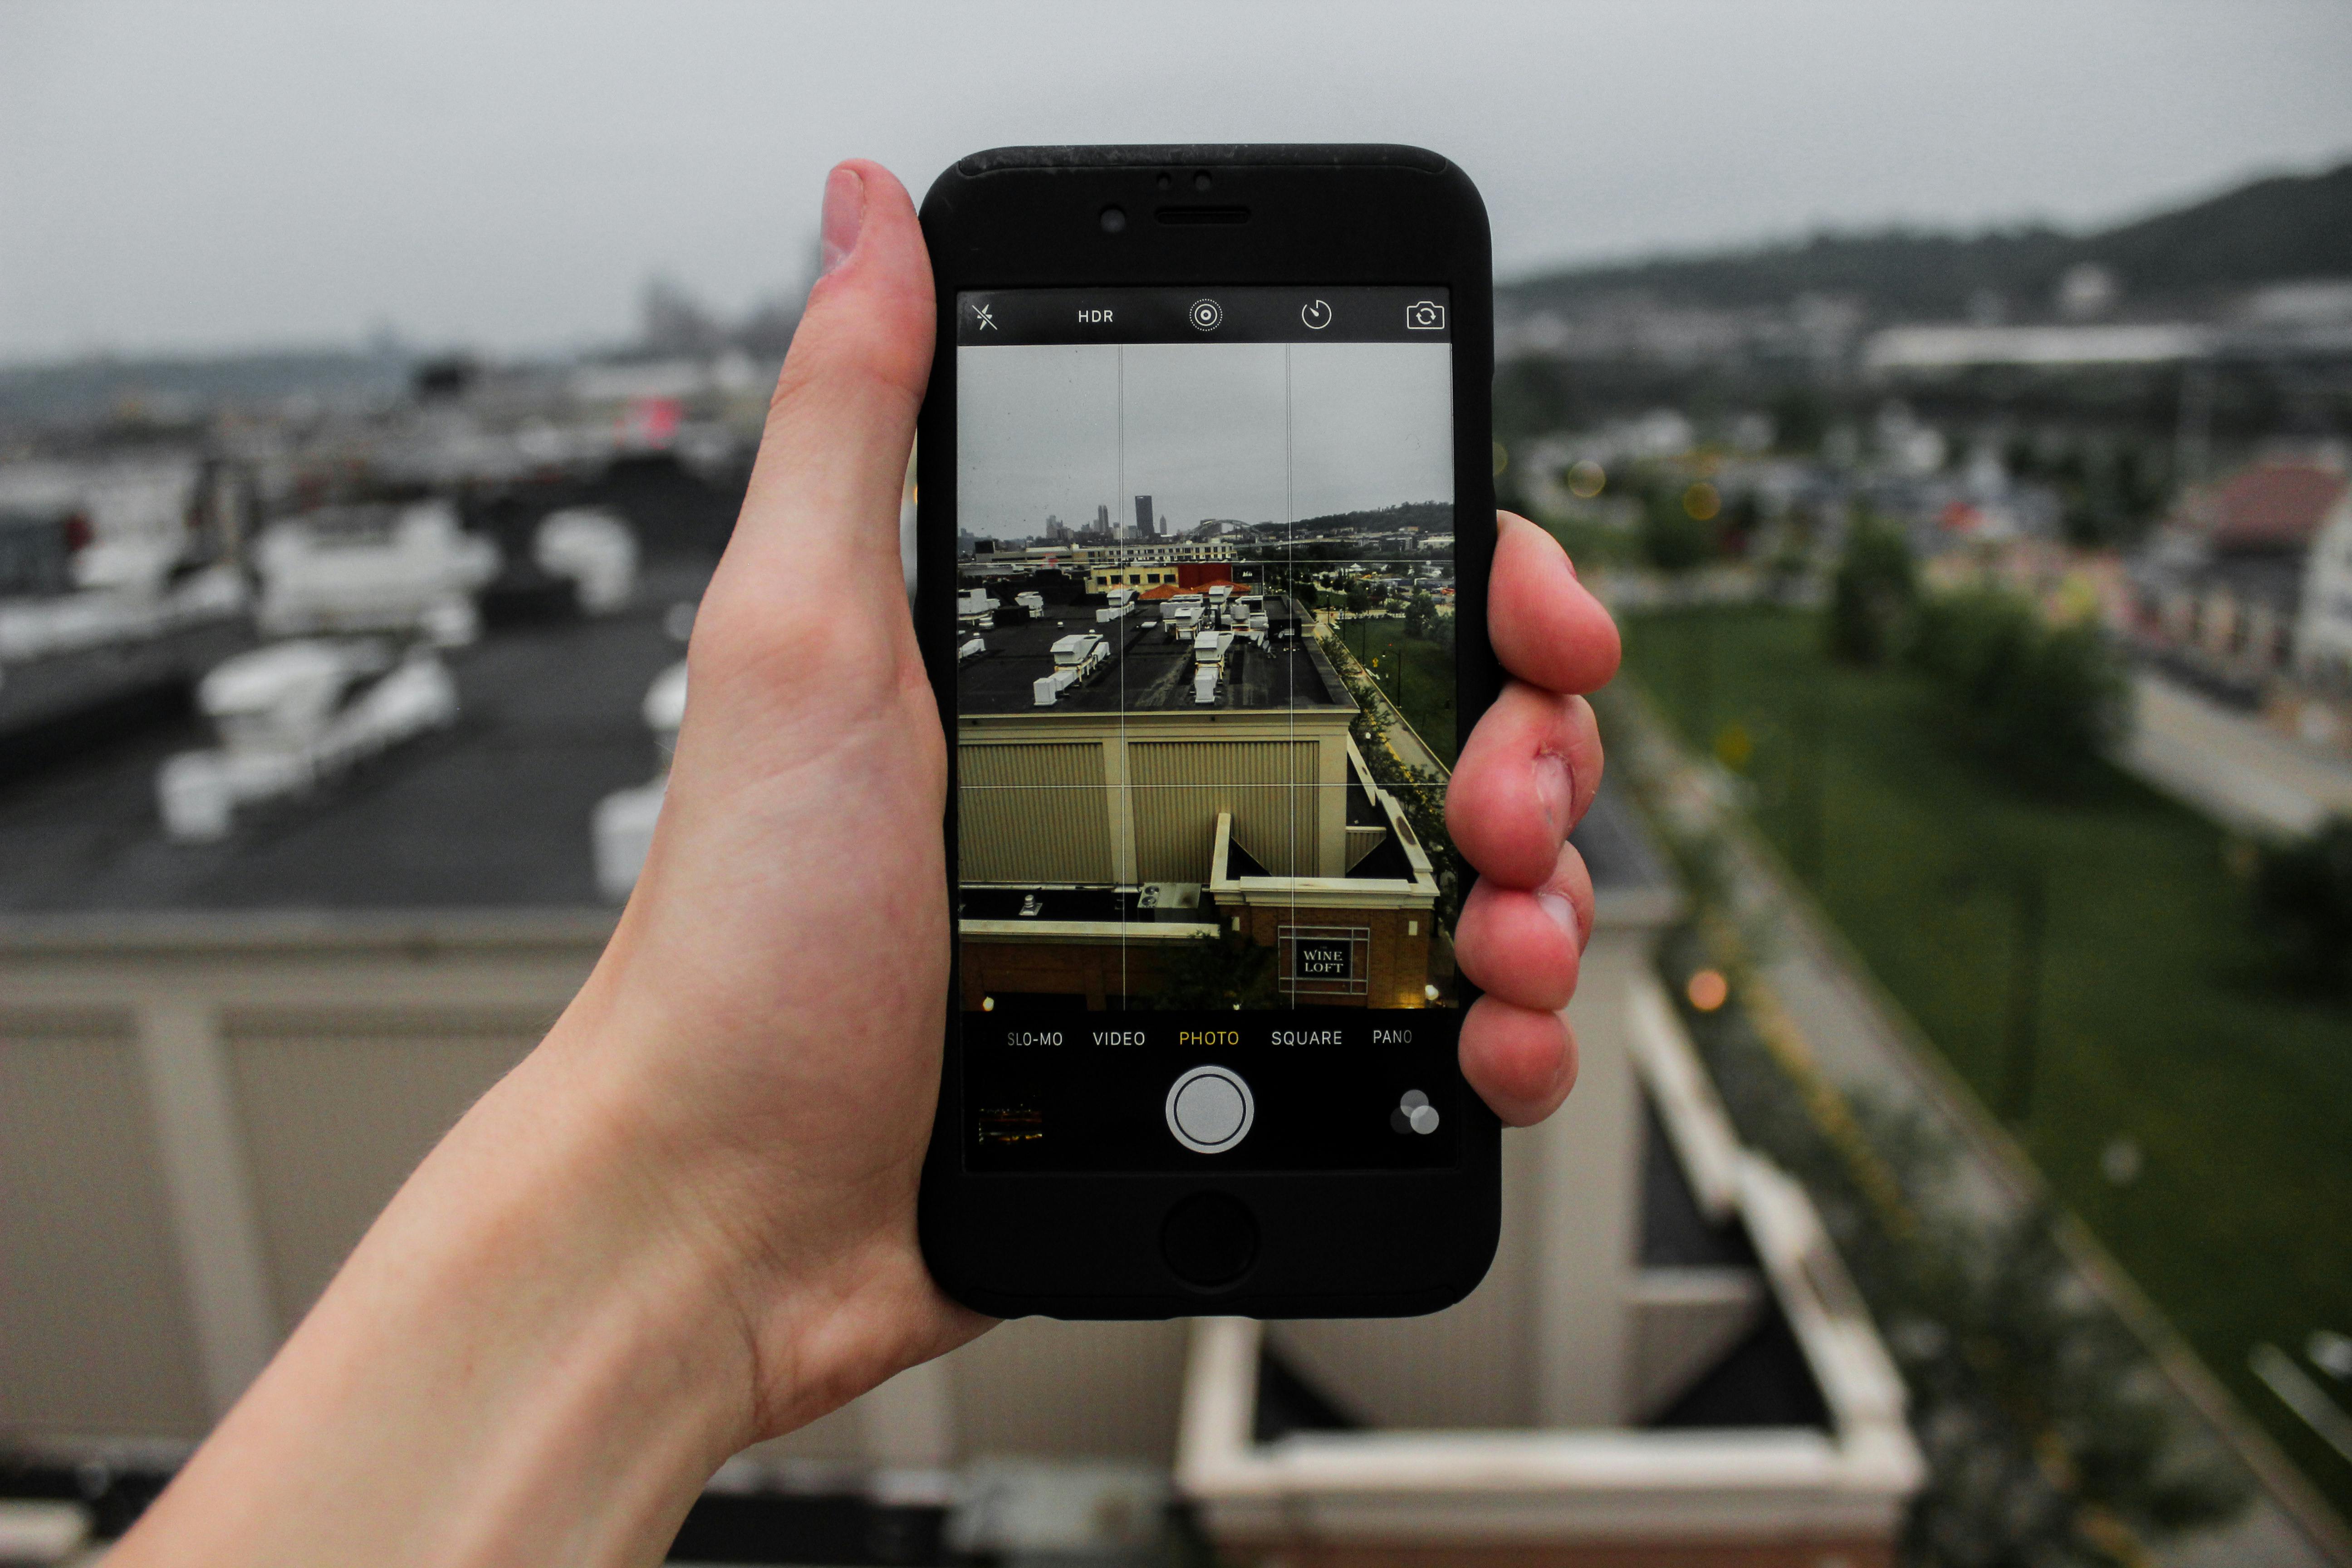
[1138, 881, 1203, 921]
[1096, 603, 1133, 625]
[1193, 666, 1220, 704]
[253, 501, 499, 647]
[1105, 587, 1136, 608]
[1051, 632, 1107, 666]
[532, 508, 637, 615]
[958, 636, 987, 664]
[156, 639, 460, 842]
[1015, 591, 1045, 612]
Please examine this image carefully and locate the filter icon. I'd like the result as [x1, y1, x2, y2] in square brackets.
[1391, 1088, 1441, 1136]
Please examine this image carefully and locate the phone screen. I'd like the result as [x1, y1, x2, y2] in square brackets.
[951, 286, 1463, 1174]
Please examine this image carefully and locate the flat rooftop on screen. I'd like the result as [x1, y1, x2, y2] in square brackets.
[956, 598, 1350, 716]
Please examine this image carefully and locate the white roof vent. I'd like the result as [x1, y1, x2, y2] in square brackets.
[533, 508, 637, 615]
[593, 659, 690, 901]
[641, 658, 688, 743]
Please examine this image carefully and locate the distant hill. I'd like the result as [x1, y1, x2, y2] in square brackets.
[1291, 501, 1452, 536]
[0, 348, 413, 430]
[1500, 161, 2352, 322]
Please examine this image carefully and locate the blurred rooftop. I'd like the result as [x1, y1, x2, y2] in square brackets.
[0, 564, 704, 914]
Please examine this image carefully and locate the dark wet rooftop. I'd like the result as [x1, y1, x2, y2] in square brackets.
[0, 566, 705, 913]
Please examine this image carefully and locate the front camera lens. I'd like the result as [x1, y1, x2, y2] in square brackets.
[1193, 171, 1212, 192]
[1100, 206, 1127, 234]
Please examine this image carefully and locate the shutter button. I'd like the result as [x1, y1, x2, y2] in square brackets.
[1166, 1066, 1254, 1154]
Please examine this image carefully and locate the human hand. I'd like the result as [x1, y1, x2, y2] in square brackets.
[568, 164, 1621, 1422]
[1446, 514, 1620, 1123]
[107, 158, 1619, 1568]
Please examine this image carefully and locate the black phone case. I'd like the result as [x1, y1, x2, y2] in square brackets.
[914, 145, 1503, 1318]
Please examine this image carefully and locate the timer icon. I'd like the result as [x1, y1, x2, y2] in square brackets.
[1301, 299, 1333, 330]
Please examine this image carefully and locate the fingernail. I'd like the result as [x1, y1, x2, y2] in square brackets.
[1534, 750, 1573, 838]
[821, 166, 866, 277]
[1537, 892, 1579, 946]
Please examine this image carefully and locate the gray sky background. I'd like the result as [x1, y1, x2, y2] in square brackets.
[958, 343, 1452, 537]
[5, 0, 2352, 363]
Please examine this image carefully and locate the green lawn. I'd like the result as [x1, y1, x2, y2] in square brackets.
[1622, 604, 2352, 1516]
[1332, 616, 1457, 766]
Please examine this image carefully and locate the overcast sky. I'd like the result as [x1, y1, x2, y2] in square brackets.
[5, 0, 2351, 364]
[959, 343, 1452, 537]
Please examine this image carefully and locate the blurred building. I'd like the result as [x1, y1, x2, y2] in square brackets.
[2127, 456, 2352, 702]
[0, 672, 1922, 1562]
[956, 539, 1235, 575]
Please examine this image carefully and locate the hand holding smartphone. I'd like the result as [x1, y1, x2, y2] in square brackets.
[917, 146, 1507, 1317]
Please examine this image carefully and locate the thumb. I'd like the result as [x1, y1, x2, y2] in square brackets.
[708, 160, 934, 633]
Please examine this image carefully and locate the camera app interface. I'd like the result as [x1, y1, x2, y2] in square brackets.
[953, 287, 1462, 1173]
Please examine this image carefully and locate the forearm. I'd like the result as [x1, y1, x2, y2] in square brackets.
[108, 1012, 760, 1568]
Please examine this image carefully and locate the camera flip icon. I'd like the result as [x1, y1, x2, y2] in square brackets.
[1404, 300, 1446, 331]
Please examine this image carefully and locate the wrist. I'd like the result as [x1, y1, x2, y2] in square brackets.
[118, 1005, 761, 1567]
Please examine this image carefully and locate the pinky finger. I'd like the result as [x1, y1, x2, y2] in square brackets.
[1458, 996, 1578, 1127]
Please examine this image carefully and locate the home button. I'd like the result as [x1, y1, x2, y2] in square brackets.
[1161, 1192, 1259, 1289]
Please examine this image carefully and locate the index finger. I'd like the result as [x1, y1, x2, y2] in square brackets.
[1489, 512, 1620, 695]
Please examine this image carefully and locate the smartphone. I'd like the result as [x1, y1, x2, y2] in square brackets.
[915, 145, 1501, 1318]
